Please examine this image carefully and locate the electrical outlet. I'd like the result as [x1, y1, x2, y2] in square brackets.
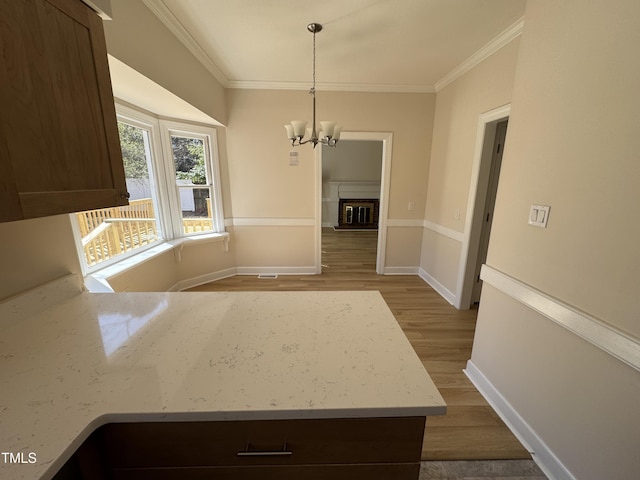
[408, 201, 415, 211]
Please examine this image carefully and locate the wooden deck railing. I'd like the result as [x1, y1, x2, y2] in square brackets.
[76, 198, 155, 237]
[183, 197, 213, 234]
[76, 198, 214, 266]
[182, 217, 213, 233]
[81, 218, 159, 266]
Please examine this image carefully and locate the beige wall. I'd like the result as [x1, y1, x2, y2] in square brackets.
[472, 1, 640, 478]
[103, 0, 227, 125]
[176, 239, 236, 282]
[107, 250, 178, 292]
[384, 227, 423, 269]
[0, 215, 82, 301]
[232, 226, 315, 271]
[225, 89, 317, 219]
[104, 238, 236, 292]
[487, 1, 640, 332]
[226, 89, 434, 220]
[420, 38, 521, 298]
[225, 89, 435, 269]
[425, 38, 520, 231]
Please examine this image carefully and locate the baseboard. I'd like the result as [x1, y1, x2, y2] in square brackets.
[464, 360, 576, 480]
[171, 267, 238, 292]
[235, 266, 317, 276]
[170, 266, 318, 291]
[384, 266, 419, 275]
[418, 268, 456, 305]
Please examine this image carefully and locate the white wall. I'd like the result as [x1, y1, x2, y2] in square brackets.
[470, 1, 640, 478]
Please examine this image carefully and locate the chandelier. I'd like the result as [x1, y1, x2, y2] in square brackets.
[284, 23, 341, 148]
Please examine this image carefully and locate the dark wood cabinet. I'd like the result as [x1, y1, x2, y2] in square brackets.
[106, 464, 420, 480]
[0, 0, 128, 223]
[53, 417, 426, 480]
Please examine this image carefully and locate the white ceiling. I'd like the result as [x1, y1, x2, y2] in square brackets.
[143, 0, 527, 93]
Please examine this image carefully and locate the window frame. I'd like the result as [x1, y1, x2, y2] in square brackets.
[158, 119, 225, 239]
[73, 103, 225, 276]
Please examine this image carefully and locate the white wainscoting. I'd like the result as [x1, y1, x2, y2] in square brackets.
[423, 219, 465, 243]
[480, 265, 640, 372]
[420, 220, 464, 305]
[418, 267, 456, 305]
[171, 267, 237, 292]
[464, 361, 576, 480]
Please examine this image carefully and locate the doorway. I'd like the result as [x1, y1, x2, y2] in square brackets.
[471, 120, 507, 303]
[456, 105, 510, 309]
[315, 132, 393, 274]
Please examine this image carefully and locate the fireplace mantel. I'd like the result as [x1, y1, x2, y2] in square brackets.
[327, 181, 381, 200]
[323, 182, 381, 227]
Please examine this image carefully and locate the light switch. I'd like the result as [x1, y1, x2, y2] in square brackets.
[528, 204, 550, 228]
[289, 151, 299, 166]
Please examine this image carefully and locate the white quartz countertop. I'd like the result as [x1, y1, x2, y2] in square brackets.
[0, 280, 445, 480]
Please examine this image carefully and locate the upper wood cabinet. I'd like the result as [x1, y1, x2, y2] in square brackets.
[0, 0, 128, 223]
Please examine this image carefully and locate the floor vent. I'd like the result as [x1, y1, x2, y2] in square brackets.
[258, 274, 278, 279]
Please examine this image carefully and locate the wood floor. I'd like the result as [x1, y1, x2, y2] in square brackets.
[186, 228, 531, 461]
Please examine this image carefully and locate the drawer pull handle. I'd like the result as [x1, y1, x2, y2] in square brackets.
[237, 441, 293, 457]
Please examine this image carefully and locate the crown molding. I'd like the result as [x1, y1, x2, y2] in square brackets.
[435, 17, 524, 92]
[143, 1, 522, 94]
[142, 0, 230, 87]
[227, 80, 436, 94]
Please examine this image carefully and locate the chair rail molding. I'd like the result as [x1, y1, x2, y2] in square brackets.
[423, 220, 465, 243]
[481, 264, 640, 372]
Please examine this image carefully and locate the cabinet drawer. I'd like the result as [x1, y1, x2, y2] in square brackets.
[111, 463, 420, 480]
[101, 417, 425, 468]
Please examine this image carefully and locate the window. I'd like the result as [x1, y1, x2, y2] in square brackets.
[159, 121, 224, 238]
[72, 105, 224, 272]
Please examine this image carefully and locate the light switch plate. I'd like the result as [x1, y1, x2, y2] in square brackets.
[529, 204, 550, 228]
[289, 151, 299, 166]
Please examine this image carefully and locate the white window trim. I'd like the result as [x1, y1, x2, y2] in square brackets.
[158, 119, 225, 239]
[74, 103, 226, 279]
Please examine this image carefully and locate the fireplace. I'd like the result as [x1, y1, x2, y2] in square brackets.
[338, 199, 379, 229]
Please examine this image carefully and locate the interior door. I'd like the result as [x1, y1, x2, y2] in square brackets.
[472, 120, 508, 303]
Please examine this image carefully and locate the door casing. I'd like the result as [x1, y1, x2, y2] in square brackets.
[315, 132, 393, 275]
[456, 104, 510, 309]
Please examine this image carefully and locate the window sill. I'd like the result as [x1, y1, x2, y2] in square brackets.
[85, 232, 230, 292]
